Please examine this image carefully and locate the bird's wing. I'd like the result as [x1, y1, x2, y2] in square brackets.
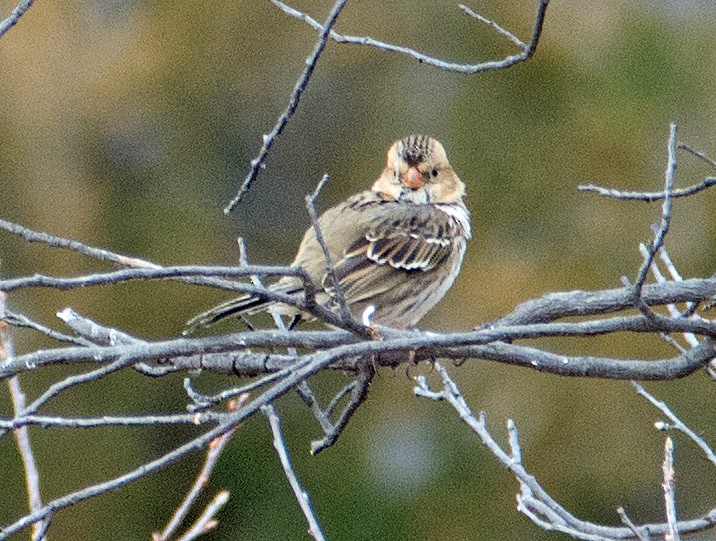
[325, 204, 462, 304]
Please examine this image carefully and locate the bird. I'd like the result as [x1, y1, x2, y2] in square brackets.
[186, 135, 471, 332]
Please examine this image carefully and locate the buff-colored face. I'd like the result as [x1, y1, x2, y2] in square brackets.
[372, 135, 465, 204]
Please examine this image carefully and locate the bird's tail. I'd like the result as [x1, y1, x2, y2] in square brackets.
[184, 283, 302, 334]
[184, 295, 268, 333]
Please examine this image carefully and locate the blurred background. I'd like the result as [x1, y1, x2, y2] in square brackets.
[2, 0, 716, 539]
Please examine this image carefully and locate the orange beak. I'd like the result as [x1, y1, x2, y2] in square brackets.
[401, 166, 424, 190]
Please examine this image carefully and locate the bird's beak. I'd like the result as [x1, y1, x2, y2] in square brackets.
[400, 166, 424, 190]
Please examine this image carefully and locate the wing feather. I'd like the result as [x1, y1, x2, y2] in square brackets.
[325, 204, 465, 307]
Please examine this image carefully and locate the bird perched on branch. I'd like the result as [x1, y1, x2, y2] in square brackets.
[187, 135, 471, 331]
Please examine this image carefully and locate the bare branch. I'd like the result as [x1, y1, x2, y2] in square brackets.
[1, 292, 47, 540]
[271, 0, 550, 73]
[491, 274, 716, 327]
[415, 362, 716, 540]
[304, 174, 364, 333]
[3, 280, 716, 383]
[662, 437, 680, 541]
[263, 405, 326, 541]
[154, 396, 247, 541]
[0, 262, 349, 332]
[0, 0, 36, 39]
[310, 364, 373, 455]
[223, 0, 550, 211]
[638, 244, 699, 350]
[173, 491, 228, 541]
[0, 216, 159, 269]
[0, 264, 305, 292]
[632, 382, 716, 467]
[57, 307, 139, 346]
[232, 237, 340, 446]
[223, 0, 349, 213]
[577, 177, 716, 201]
[0, 412, 229, 431]
[579, 133, 716, 203]
[633, 123, 678, 303]
[616, 507, 650, 541]
[4, 308, 94, 346]
[0, 217, 321, 315]
[0, 405, 249, 540]
[458, 4, 527, 50]
[677, 142, 716, 171]
[0, 354, 148, 441]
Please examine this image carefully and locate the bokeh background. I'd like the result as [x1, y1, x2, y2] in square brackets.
[2, 0, 716, 539]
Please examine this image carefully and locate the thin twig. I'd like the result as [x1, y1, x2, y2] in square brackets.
[662, 437, 681, 541]
[578, 177, 716, 201]
[616, 507, 650, 541]
[458, 4, 526, 50]
[0, 217, 319, 318]
[224, 0, 349, 213]
[0, 412, 229, 431]
[414, 363, 716, 540]
[632, 382, 716, 467]
[0, 216, 159, 268]
[323, 380, 357, 417]
[7, 379, 46, 539]
[0, 0, 36, 39]
[0, 354, 142, 440]
[304, 174, 352, 326]
[0, 264, 306, 292]
[236, 239, 332, 440]
[0, 405, 249, 539]
[154, 396, 247, 541]
[263, 405, 325, 541]
[0, 263, 343, 330]
[3, 308, 94, 346]
[657, 246, 700, 319]
[173, 491, 229, 541]
[579, 137, 716, 202]
[637, 243, 698, 350]
[507, 419, 522, 463]
[310, 365, 373, 455]
[678, 142, 716, 171]
[239, 234, 363, 454]
[633, 123, 678, 304]
[0, 292, 47, 540]
[56, 307, 139, 346]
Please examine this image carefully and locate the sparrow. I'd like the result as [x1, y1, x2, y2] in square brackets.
[187, 135, 471, 331]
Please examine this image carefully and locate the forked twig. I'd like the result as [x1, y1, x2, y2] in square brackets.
[414, 362, 716, 540]
[632, 382, 716, 466]
[310, 364, 374, 455]
[271, 0, 550, 73]
[616, 507, 650, 541]
[153, 396, 247, 541]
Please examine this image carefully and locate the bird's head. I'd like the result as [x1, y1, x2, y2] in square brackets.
[372, 135, 465, 204]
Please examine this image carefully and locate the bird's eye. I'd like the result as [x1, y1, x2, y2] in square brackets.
[431, 168, 438, 178]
